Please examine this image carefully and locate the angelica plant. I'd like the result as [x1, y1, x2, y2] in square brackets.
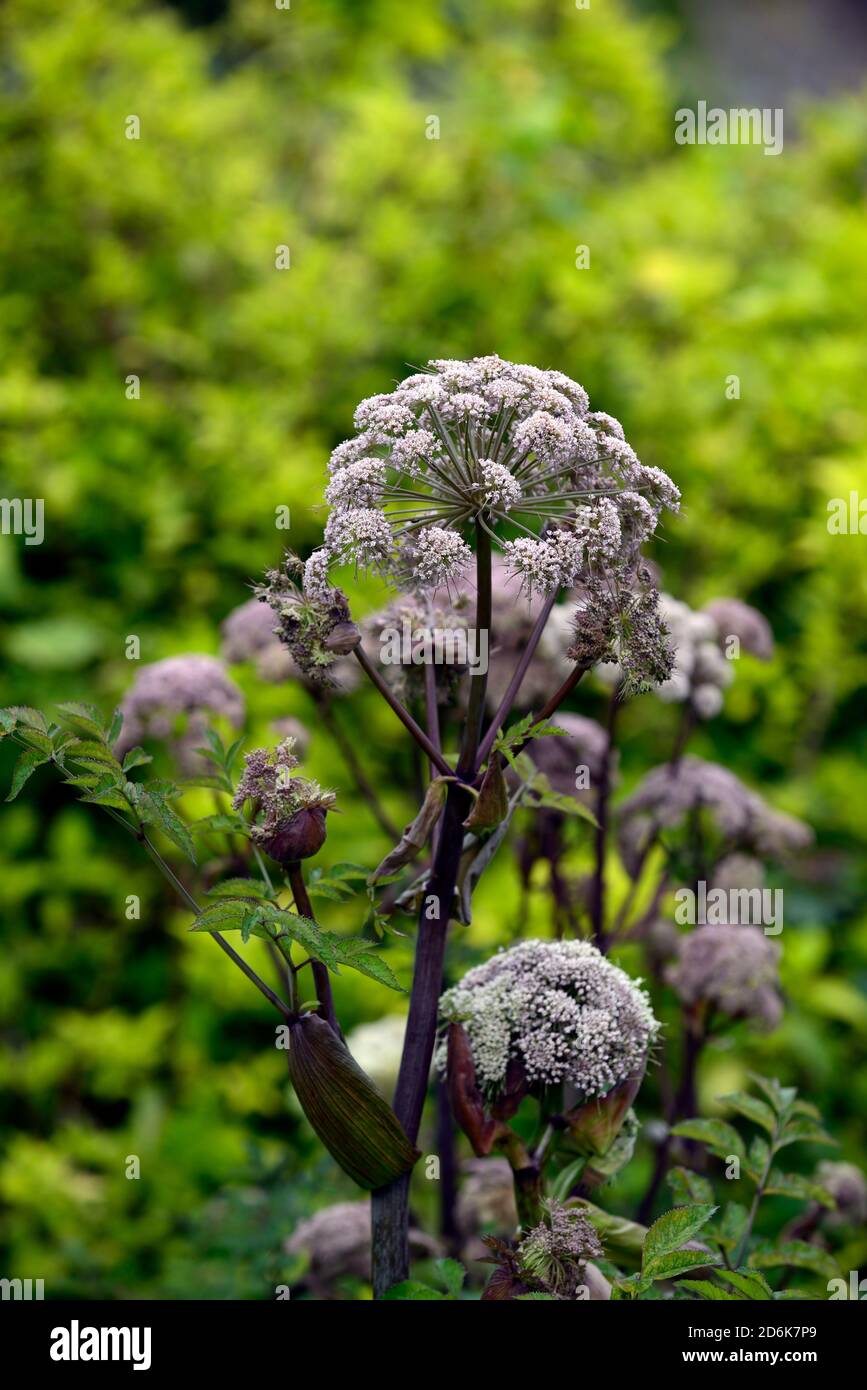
[283, 355, 679, 1292]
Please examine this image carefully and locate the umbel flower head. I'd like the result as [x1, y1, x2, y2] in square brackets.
[115, 654, 245, 771]
[233, 737, 336, 863]
[438, 939, 658, 1104]
[319, 357, 679, 604]
[665, 924, 783, 1030]
[617, 756, 813, 877]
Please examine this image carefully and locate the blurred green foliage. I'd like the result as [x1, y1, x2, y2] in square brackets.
[0, 0, 865, 1297]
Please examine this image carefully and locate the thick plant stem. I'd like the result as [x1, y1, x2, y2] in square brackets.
[589, 685, 621, 951]
[371, 524, 492, 1296]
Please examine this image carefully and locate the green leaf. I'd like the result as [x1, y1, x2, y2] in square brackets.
[14, 727, 54, 757]
[720, 1091, 777, 1137]
[776, 1116, 836, 1151]
[764, 1170, 836, 1206]
[8, 706, 50, 733]
[107, 708, 124, 745]
[6, 747, 49, 801]
[381, 1281, 444, 1300]
[716, 1203, 750, 1251]
[327, 863, 370, 882]
[121, 747, 152, 772]
[676, 1280, 742, 1301]
[642, 1205, 718, 1277]
[644, 1249, 718, 1282]
[190, 899, 264, 933]
[747, 1074, 786, 1113]
[529, 780, 599, 825]
[493, 712, 567, 761]
[667, 1167, 715, 1206]
[749, 1241, 840, 1282]
[334, 948, 404, 992]
[65, 739, 121, 769]
[80, 779, 135, 812]
[139, 790, 197, 863]
[671, 1118, 746, 1164]
[56, 703, 107, 740]
[205, 879, 271, 900]
[435, 1258, 465, 1298]
[305, 880, 353, 901]
[716, 1268, 773, 1300]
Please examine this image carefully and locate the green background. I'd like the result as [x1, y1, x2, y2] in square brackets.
[1, 0, 865, 1297]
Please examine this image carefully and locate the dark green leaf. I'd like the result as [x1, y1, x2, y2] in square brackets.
[644, 1249, 717, 1282]
[720, 1091, 777, 1137]
[676, 1280, 742, 1301]
[6, 747, 49, 801]
[435, 1258, 466, 1298]
[671, 1118, 746, 1164]
[667, 1167, 715, 1206]
[642, 1204, 718, 1276]
[716, 1268, 773, 1300]
[205, 879, 271, 900]
[750, 1241, 839, 1282]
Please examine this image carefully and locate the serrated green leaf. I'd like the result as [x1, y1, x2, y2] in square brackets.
[667, 1167, 715, 1206]
[645, 1249, 717, 1282]
[190, 899, 264, 933]
[65, 739, 121, 768]
[9, 706, 50, 733]
[749, 1241, 840, 1282]
[14, 727, 54, 757]
[205, 879, 271, 900]
[716, 1203, 750, 1251]
[381, 1281, 444, 1301]
[6, 747, 49, 801]
[716, 1268, 773, 1300]
[121, 747, 152, 772]
[327, 863, 370, 881]
[642, 1204, 718, 1276]
[671, 1118, 746, 1164]
[139, 790, 197, 863]
[305, 880, 353, 901]
[676, 1279, 742, 1301]
[776, 1116, 836, 1151]
[747, 1074, 786, 1113]
[720, 1091, 777, 1136]
[764, 1170, 836, 1206]
[56, 703, 106, 739]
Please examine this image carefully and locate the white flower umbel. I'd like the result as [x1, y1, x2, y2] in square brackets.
[438, 939, 658, 1102]
[316, 356, 679, 596]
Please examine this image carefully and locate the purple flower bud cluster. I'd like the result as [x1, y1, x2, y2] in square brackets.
[115, 654, 245, 771]
[665, 924, 783, 1030]
[617, 756, 813, 876]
